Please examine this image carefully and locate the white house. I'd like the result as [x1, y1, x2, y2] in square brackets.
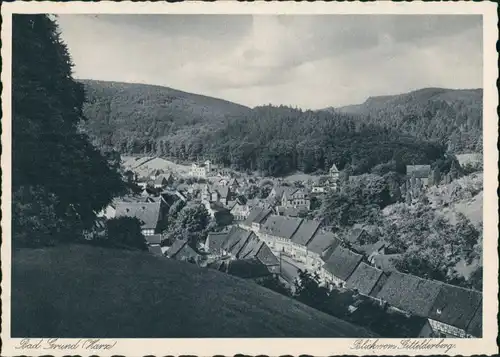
[190, 160, 213, 178]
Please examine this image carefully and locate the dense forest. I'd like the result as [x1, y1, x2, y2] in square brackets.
[78, 81, 482, 176]
[332, 87, 483, 153]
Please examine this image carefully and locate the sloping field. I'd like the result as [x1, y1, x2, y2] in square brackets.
[122, 156, 192, 177]
[12, 245, 375, 338]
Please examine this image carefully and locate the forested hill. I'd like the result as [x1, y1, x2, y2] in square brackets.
[327, 88, 483, 153]
[79, 79, 250, 149]
[80, 81, 462, 177]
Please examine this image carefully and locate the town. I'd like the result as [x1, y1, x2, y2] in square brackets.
[10, 12, 487, 343]
[89, 155, 482, 339]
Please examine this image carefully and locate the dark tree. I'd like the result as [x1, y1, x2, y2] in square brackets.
[12, 15, 125, 247]
[106, 217, 147, 251]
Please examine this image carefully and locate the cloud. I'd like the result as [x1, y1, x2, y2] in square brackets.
[56, 14, 483, 109]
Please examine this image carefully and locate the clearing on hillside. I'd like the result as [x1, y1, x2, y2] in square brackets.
[12, 245, 376, 338]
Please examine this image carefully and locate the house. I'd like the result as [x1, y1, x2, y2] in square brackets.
[305, 231, 341, 269]
[375, 272, 443, 318]
[427, 284, 482, 338]
[153, 174, 173, 189]
[289, 219, 322, 262]
[236, 234, 280, 274]
[352, 240, 386, 259]
[259, 215, 303, 253]
[190, 160, 213, 179]
[148, 244, 165, 257]
[320, 245, 363, 288]
[230, 202, 252, 221]
[241, 207, 273, 232]
[149, 169, 163, 180]
[223, 258, 275, 282]
[281, 188, 310, 210]
[345, 262, 389, 297]
[205, 231, 230, 257]
[228, 177, 240, 191]
[167, 239, 201, 262]
[345, 224, 381, 245]
[222, 227, 255, 258]
[329, 164, 340, 191]
[115, 201, 166, 236]
[406, 164, 431, 186]
[275, 206, 308, 218]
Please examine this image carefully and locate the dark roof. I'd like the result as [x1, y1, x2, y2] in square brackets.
[466, 303, 482, 337]
[353, 240, 386, 256]
[306, 231, 341, 256]
[290, 219, 321, 246]
[148, 245, 164, 256]
[346, 224, 364, 243]
[221, 226, 252, 255]
[376, 272, 442, 317]
[237, 233, 263, 259]
[115, 201, 162, 230]
[407, 165, 431, 178]
[428, 284, 482, 331]
[216, 186, 230, 199]
[261, 216, 303, 240]
[145, 234, 163, 245]
[206, 232, 229, 253]
[243, 207, 272, 226]
[324, 246, 363, 281]
[226, 258, 272, 279]
[345, 262, 385, 296]
[255, 243, 280, 267]
[167, 240, 188, 258]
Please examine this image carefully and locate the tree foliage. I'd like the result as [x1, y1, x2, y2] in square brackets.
[12, 15, 125, 247]
[106, 217, 147, 250]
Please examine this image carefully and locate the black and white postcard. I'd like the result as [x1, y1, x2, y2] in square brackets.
[1, 2, 498, 356]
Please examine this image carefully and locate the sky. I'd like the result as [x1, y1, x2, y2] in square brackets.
[56, 14, 483, 109]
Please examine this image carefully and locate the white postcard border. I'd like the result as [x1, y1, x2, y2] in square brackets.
[1, 2, 498, 356]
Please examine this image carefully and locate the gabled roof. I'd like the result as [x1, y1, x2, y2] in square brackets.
[148, 245, 164, 256]
[154, 176, 167, 185]
[376, 272, 443, 317]
[167, 240, 188, 258]
[145, 234, 162, 245]
[255, 243, 280, 267]
[329, 164, 339, 173]
[236, 233, 262, 258]
[221, 226, 253, 255]
[206, 232, 229, 253]
[406, 165, 431, 178]
[290, 219, 321, 247]
[115, 201, 162, 230]
[324, 246, 363, 281]
[306, 231, 340, 256]
[243, 207, 272, 226]
[466, 303, 482, 337]
[260, 215, 303, 240]
[226, 258, 272, 279]
[428, 284, 482, 331]
[353, 240, 386, 256]
[345, 262, 386, 296]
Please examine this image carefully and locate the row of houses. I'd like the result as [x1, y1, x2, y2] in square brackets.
[238, 208, 482, 338]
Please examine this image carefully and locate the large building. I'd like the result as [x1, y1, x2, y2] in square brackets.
[190, 160, 213, 178]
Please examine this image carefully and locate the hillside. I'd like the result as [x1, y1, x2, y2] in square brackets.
[329, 88, 483, 154]
[79, 79, 250, 151]
[12, 245, 376, 338]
